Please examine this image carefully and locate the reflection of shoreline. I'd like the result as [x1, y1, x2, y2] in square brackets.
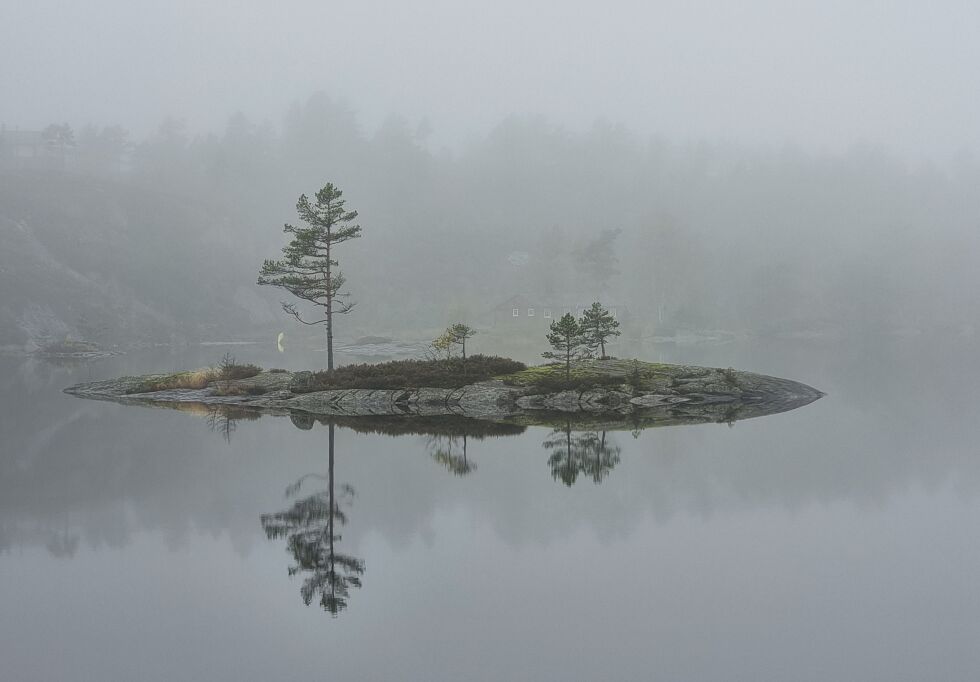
[98, 389, 823, 444]
[7, 340, 980, 563]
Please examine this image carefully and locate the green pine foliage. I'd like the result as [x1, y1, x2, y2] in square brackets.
[579, 302, 621, 359]
[258, 183, 361, 371]
[542, 313, 591, 380]
[447, 323, 476, 360]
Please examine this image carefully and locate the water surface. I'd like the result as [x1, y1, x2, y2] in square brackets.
[2, 339, 979, 681]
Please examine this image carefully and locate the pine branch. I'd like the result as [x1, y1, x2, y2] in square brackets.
[281, 302, 328, 326]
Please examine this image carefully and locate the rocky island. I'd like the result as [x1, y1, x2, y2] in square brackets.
[64, 357, 823, 430]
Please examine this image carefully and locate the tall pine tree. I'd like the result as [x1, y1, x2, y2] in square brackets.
[258, 183, 361, 372]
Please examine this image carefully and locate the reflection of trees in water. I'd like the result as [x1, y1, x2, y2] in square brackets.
[44, 517, 80, 558]
[206, 406, 261, 443]
[427, 434, 476, 476]
[207, 407, 237, 442]
[0, 518, 80, 559]
[544, 424, 583, 486]
[261, 423, 364, 616]
[578, 430, 621, 483]
[543, 422, 621, 486]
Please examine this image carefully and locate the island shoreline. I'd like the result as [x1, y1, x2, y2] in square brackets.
[64, 359, 824, 430]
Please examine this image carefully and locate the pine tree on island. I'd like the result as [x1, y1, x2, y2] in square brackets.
[579, 302, 621, 359]
[258, 183, 361, 373]
[448, 323, 476, 361]
[543, 313, 591, 381]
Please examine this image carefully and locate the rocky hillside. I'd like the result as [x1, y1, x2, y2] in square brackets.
[0, 170, 279, 350]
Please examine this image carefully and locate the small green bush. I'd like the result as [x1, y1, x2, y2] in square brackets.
[627, 360, 643, 390]
[721, 367, 739, 387]
[217, 352, 262, 380]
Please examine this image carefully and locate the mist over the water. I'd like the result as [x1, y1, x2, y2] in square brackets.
[3, 4, 980, 681]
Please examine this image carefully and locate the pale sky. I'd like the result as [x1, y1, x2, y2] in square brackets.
[2, 0, 978, 160]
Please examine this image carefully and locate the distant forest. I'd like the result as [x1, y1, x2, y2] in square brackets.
[2, 92, 979, 347]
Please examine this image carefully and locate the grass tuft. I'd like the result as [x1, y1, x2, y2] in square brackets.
[130, 368, 217, 393]
[217, 353, 262, 381]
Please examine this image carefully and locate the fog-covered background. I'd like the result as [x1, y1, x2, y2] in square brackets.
[3, 0, 979, 349]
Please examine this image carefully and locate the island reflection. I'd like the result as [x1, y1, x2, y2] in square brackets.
[255, 412, 629, 614]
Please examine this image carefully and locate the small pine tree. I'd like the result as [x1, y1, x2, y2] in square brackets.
[543, 313, 590, 381]
[430, 330, 455, 360]
[447, 323, 476, 361]
[579, 302, 621, 359]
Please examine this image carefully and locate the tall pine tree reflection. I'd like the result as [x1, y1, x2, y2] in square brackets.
[261, 422, 365, 616]
[258, 415, 626, 612]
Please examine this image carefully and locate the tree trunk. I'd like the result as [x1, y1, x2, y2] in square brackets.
[325, 208, 334, 373]
[327, 421, 335, 588]
[566, 424, 572, 475]
[326, 299, 334, 372]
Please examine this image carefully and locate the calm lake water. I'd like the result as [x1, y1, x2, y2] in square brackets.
[2, 338, 979, 681]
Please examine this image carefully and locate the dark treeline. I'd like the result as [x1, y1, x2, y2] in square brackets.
[4, 92, 980, 346]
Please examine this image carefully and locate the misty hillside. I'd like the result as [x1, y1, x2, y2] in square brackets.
[3, 98, 980, 350]
[0, 171, 277, 348]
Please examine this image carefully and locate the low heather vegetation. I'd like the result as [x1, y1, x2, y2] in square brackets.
[299, 355, 526, 391]
[217, 352, 262, 381]
[500, 363, 628, 392]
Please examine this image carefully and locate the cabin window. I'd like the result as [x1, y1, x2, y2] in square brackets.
[528, 308, 535, 317]
[512, 308, 519, 317]
[544, 308, 552, 318]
